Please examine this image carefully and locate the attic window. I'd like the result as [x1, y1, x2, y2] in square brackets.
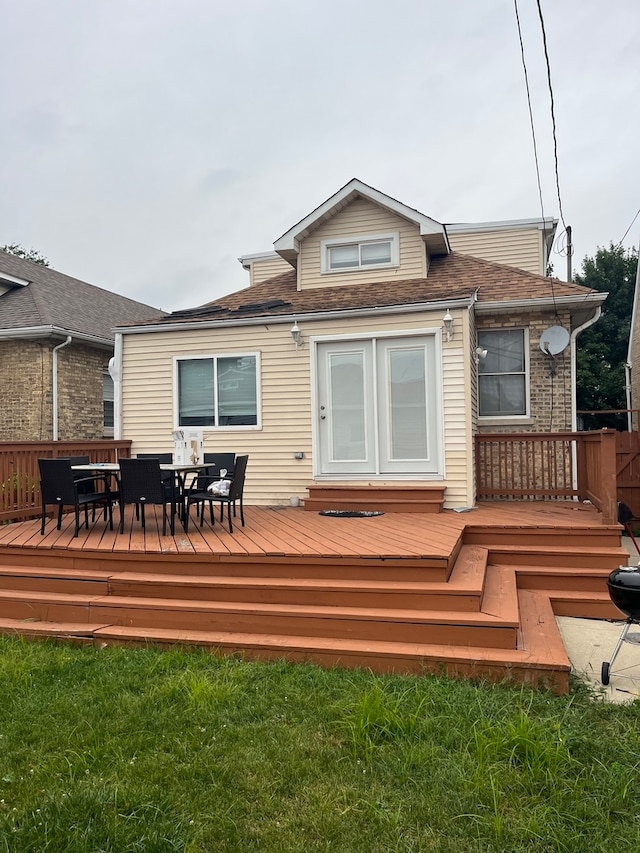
[321, 232, 399, 274]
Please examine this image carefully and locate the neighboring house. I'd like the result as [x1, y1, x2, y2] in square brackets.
[0, 250, 165, 441]
[113, 179, 606, 508]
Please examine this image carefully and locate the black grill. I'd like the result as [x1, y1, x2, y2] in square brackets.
[601, 566, 640, 685]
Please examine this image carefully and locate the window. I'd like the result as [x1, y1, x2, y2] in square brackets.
[477, 329, 527, 417]
[176, 354, 259, 428]
[103, 371, 114, 436]
[321, 232, 399, 273]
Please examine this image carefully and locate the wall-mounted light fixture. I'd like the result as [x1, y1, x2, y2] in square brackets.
[475, 346, 488, 364]
[443, 310, 454, 342]
[290, 320, 303, 349]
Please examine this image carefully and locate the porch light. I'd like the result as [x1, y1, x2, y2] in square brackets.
[443, 310, 454, 342]
[291, 320, 303, 349]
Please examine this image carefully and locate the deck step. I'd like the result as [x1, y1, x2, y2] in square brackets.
[0, 585, 520, 649]
[486, 544, 627, 570]
[515, 565, 613, 592]
[0, 591, 569, 693]
[464, 524, 623, 550]
[0, 547, 452, 582]
[304, 485, 445, 514]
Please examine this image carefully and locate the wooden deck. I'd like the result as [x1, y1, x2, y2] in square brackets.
[0, 501, 629, 694]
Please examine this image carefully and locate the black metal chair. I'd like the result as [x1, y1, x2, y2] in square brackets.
[118, 457, 176, 535]
[38, 458, 114, 537]
[184, 455, 248, 534]
[202, 453, 236, 520]
[203, 453, 236, 477]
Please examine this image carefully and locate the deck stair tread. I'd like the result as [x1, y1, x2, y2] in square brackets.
[0, 587, 518, 627]
[0, 600, 567, 669]
[485, 543, 628, 568]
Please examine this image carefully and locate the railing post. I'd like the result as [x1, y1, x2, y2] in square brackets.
[599, 429, 618, 525]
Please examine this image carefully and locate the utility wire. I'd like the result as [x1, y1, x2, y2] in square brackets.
[619, 207, 640, 246]
[513, 0, 545, 221]
[535, 0, 567, 233]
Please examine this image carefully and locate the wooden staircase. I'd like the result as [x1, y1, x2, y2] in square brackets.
[0, 508, 627, 695]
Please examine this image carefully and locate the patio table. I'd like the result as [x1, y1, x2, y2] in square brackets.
[72, 462, 212, 528]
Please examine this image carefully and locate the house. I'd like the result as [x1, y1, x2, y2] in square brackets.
[0, 250, 165, 441]
[112, 179, 606, 509]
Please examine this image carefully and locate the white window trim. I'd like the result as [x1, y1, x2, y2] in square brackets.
[477, 327, 531, 421]
[320, 231, 400, 274]
[173, 352, 262, 431]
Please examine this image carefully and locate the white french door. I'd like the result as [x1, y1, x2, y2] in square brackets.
[316, 335, 442, 477]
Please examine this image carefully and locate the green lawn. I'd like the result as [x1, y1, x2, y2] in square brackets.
[0, 637, 639, 852]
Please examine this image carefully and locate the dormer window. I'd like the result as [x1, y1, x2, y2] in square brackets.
[321, 232, 399, 274]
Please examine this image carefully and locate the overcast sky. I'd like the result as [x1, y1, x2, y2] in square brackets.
[1, 0, 638, 312]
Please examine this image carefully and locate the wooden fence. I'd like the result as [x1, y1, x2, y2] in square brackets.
[475, 430, 618, 524]
[616, 431, 640, 517]
[0, 441, 131, 522]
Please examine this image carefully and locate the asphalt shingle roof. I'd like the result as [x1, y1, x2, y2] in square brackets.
[0, 250, 165, 340]
[144, 251, 597, 327]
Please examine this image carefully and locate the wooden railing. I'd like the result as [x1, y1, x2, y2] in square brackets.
[475, 430, 618, 524]
[0, 441, 132, 522]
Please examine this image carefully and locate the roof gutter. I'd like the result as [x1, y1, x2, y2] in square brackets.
[52, 335, 72, 441]
[114, 296, 479, 336]
[475, 293, 607, 314]
[0, 325, 113, 348]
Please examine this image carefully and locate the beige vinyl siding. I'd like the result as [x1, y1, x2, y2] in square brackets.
[449, 227, 545, 275]
[247, 255, 292, 286]
[120, 307, 473, 508]
[298, 198, 427, 290]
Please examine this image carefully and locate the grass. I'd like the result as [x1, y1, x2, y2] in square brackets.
[0, 638, 639, 851]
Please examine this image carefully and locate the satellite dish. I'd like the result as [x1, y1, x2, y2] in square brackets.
[539, 326, 569, 356]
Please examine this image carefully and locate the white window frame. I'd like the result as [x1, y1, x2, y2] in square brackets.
[477, 328, 530, 421]
[173, 352, 262, 431]
[320, 231, 400, 274]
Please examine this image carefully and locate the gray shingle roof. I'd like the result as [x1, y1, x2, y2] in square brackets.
[0, 250, 165, 341]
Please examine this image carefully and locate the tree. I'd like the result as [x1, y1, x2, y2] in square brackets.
[575, 243, 639, 430]
[1, 242, 49, 266]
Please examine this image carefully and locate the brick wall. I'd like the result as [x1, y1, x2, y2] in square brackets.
[0, 340, 52, 439]
[0, 339, 110, 441]
[477, 310, 573, 434]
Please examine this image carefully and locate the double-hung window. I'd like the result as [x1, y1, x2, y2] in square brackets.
[321, 232, 399, 273]
[176, 354, 259, 428]
[477, 329, 528, 417]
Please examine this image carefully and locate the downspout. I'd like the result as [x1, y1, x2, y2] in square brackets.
[625, 239, 640, 431]
[52, 335, 73, 440]
[570, 307, 602, 496]
[570, 308, 602, 431]
[108, 333, 123, 441]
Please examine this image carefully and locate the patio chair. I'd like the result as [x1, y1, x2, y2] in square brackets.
[183, 455, 248, 534]
[38, 457, 115, 537]
[203, 453, 236, 519]
[67, 455, 121, 517]
[118, 457, 176, 535]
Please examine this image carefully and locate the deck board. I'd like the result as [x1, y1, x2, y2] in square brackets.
[0, 501, 616, 563]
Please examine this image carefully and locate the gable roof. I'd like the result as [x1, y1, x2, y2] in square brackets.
[0, 250, 165, 346]
[273, 178, 450, 266]
[127, 252, 604, 332]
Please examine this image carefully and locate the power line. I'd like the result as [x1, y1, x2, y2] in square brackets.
[513, 0, 545, 221]
[535, 0, 568, 233]
[619, 207, 640, 246]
